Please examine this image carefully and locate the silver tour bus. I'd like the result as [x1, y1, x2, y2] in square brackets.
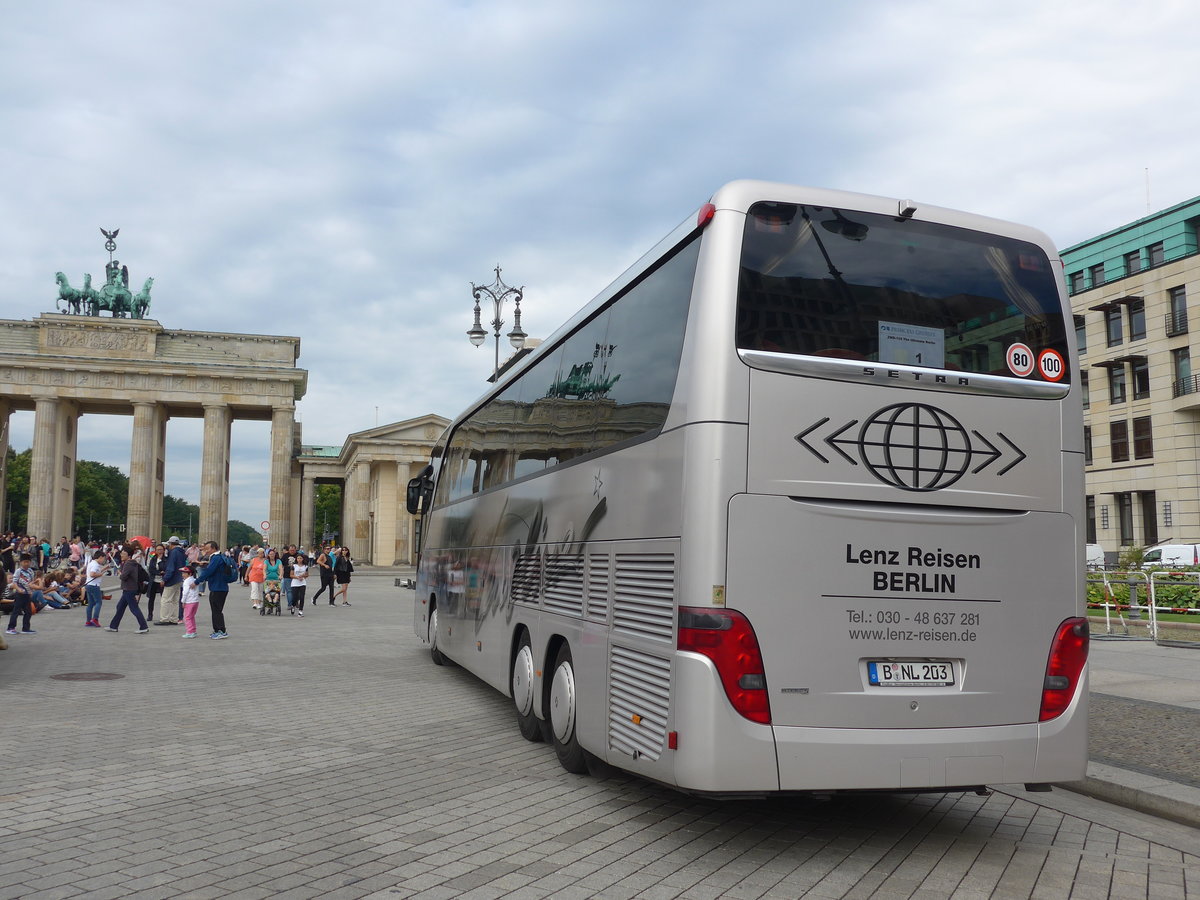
[408, 180, 1088, 795]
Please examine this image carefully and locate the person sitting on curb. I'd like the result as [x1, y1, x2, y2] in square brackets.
[40, 571, 76, 609]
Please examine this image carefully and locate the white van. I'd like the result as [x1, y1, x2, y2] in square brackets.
[1141, 544, 1200, 568]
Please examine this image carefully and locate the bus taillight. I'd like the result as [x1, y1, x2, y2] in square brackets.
[679, 607, 771, 725]
[697, 203, 716, 228]
[1039, 617, 1089, 722]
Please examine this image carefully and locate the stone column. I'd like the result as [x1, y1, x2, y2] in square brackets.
[300, 474, 316, 551]
[0, 399, 9, 532]
[127, 401, 162, 540]
[199, 403, 231, 547]
[50, 400, 80, 540]
[375, 460, 398, 565]
[347, 462, 371, 562]
[151, 413, 168, 541]
[26, 397, 59, 540]
[268, 406, 295, 547]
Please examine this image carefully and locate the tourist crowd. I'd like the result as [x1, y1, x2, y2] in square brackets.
[1, 533, 355, 640]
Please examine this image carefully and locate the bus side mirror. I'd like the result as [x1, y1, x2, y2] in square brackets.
[407, 465, 434, 515]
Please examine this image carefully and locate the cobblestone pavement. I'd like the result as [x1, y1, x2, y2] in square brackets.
[1090, 694, 1200, 789]
[3, 573, 1199, 899]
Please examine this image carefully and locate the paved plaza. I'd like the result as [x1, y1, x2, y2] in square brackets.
[3, 572, 1199, 899]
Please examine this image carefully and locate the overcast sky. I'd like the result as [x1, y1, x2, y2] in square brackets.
[3, 0, 1199, 530]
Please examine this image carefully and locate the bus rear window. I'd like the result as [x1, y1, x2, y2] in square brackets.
[736, 202, 1070, 383]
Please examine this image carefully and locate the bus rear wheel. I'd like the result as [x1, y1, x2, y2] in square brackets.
[549, 643, 587, 773]
[512, 633, 543, 742]
[429, 603, 448, 666]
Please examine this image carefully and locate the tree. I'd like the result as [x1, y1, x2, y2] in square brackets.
[74, 460, 128, 539]
[2, 447, 260, 544]
[314, 483, 342, 541]
[228, 520, 262, 546]
[4, 448, 30, 532]
[161, 494, 199, 543]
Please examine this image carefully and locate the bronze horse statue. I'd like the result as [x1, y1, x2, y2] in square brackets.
[54, 272, 91, 314]
[132, 277, 153, 319]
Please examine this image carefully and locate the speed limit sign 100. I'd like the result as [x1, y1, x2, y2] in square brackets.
[1038, 349, 1065, 382]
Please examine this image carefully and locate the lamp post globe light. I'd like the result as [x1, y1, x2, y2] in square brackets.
[469, 265, 527, 378]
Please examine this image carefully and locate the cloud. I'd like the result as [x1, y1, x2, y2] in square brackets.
[5, 0, 1200, 529]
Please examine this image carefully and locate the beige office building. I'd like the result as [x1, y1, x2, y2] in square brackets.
[1063, 196, 1200, 554]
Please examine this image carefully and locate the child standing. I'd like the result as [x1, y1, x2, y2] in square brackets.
[180, 566, 200, 638]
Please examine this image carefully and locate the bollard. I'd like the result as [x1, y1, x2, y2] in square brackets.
[1127, 573, 1141, 619]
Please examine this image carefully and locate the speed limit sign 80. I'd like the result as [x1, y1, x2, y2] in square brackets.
[1006, 343, 1035, 377]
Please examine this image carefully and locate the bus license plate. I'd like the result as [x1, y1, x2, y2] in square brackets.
[868, 661, 953, 687]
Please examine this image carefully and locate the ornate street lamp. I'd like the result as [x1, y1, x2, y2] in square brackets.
[469, 265, 527, 379]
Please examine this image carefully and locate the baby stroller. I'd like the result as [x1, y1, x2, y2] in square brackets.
[261, 580, 282, 616]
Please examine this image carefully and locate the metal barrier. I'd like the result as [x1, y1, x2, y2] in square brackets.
[1086, 569, 1200, 647]
[1148, 570, 1200, 649]
[1086, 570, 1156, 640]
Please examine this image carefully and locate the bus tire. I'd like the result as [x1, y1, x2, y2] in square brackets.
[548, 642, 587, 774]
[512, 632, 543, 742]
[429, 603, 448, 666]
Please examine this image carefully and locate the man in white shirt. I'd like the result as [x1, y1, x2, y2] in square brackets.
[84, 550, 108, 627]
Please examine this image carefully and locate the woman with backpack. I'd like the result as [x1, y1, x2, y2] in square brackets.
[311, 547, 336, 605]
[333, 547, 354, 607]
[103, 546, 150, 633]
[194, 541, 236, 640]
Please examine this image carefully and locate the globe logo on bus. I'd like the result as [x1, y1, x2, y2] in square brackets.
[858, 403, 972, 492]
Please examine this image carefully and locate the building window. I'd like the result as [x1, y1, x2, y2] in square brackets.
[1133, 416, 1153, 459]
[1124, 250, 1142, 275]
[1148, 241, 1165, 267]
[1127, 298, 1146, 341]
[1116, 493, 1135, 544]
[1163, 500, 1173, 528]
[1069, 271, 1085, 293]
[1139, 491, 1158, 546]
[1132, 358, 1150, 399]
[1173, 347, 1192, 397]
[1110, 420, 1129, 462]
[1074, 315, 1087, 353]
[1081, 370, 1090, 407]
[1084, 426, 1092, 465]
[1105, 307, 1122, 347]
[1167, 286, 1188, 336]
[1086, 496, 1097, 544]
[1089, 263, 1105, 287]
[1108, 365, 1126, 404]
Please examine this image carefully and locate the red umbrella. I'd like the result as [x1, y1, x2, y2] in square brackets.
[130, 535, 152, 550]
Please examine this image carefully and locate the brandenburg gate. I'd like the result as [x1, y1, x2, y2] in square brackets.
[0, 313, 307, 547]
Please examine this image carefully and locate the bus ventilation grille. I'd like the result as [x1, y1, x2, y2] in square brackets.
[613, 552, 676, 642]
[587, 553, 610, 621]
[543, 553, 584, 616]
[511, 552, 541, 604]
[608, 645, 670, 761]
